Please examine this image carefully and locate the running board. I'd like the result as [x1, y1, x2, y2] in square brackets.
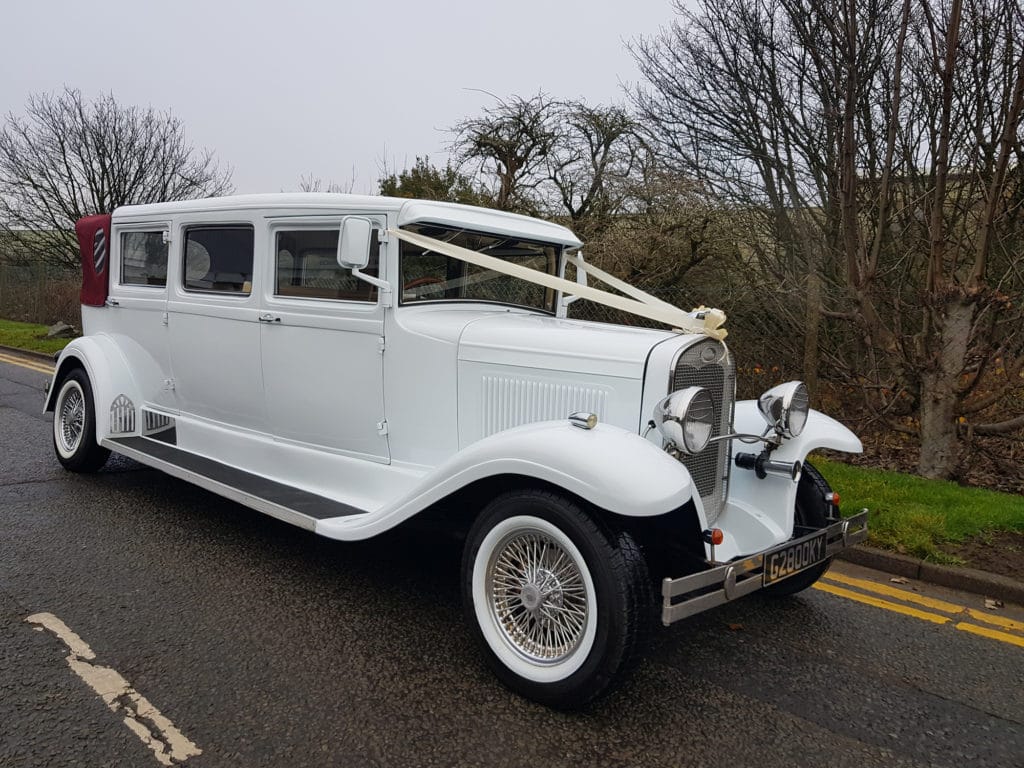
[105, 436, 367, 532]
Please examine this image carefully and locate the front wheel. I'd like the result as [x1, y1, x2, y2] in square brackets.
[52, 368, 110, 473]
[462, 489, 651, 709]
[763, 461, 835, 597]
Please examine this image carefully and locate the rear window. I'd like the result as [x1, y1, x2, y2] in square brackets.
[183, 226, 254, 295]
[120, 231, 168, 287]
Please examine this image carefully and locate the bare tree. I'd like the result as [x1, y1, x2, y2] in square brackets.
[542, 103, 643, 238]
[447, 92, 745, 333]
[451, 95, 647, 229]
[451, 93, 558, 213]
[632, 0, 1024, 479]
[0, 88, 233, 268]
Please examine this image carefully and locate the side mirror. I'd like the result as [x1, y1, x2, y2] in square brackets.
[337, 217, 373, 270]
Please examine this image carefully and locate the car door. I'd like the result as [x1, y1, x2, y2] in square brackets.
[107, 223, 175, 412]
[166, 219, 267, 433]
[258, 216, 389, 462]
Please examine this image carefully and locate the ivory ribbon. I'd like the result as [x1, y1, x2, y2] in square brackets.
[387, 228, 727, 340]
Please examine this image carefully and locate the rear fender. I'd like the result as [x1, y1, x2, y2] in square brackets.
[45, 336, 140, 441]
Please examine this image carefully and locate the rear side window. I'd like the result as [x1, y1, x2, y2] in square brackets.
[275, 228, 380, 302]
[120, 231, 168, 287]
[183, 226, 254, 295]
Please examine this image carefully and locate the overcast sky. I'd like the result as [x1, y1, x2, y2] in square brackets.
[1, 0, 681, 196]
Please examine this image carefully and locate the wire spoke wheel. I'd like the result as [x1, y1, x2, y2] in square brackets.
[56, 383, 85, 454]
[51, 368, 110, 473]
[487, 528, 589, 664]
[463, 490, 651, 709]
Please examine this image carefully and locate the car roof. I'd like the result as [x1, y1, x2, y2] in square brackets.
[112, 193, 583, 248]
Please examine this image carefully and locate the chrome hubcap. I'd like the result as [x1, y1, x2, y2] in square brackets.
[487, 530, 588, 664]
[58, 385, 85, 453]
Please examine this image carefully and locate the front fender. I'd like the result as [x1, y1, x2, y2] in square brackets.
[45, 336, 140, 441]
[441, 420, 697, 516]
[733, 400, 862, 460]
[317, 420, 699, 540]
[714, 401, 862, 560]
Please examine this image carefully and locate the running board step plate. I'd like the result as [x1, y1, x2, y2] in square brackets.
[106, 436, 365, 531]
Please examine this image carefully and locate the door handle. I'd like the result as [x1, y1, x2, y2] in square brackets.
[258, 313, 281, 323]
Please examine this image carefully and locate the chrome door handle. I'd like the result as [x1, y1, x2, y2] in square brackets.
[258, 313, 281, 323]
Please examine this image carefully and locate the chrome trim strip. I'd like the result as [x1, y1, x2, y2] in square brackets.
[660, 509, 869, 625]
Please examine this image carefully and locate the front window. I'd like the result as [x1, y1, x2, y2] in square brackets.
[399, 224, 560, 313]
[274, 228, 380, 302]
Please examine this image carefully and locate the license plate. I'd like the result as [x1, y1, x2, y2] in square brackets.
[763, 531, 827, 586]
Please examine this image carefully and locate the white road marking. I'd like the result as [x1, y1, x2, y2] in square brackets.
[26, 612, 202, 766]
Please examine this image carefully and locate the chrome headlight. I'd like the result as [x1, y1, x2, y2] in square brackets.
[653, 386, 715, 454]
[757, 381, 810, 437]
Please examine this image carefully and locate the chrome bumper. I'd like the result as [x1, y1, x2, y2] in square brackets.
[660, 509, 869, 625]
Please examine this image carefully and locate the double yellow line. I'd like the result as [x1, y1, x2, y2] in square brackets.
[0, 351, 55, 376]
[815, 572, 1024, 648]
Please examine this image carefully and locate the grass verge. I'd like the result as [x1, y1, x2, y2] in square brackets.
[0, 318, 73, 355]
[814, 456, 1024, 564]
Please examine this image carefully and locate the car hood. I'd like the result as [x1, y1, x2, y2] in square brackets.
[457, 313, 676, 379]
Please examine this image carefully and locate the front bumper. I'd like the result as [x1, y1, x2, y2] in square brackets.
[660, 509, 869, 625]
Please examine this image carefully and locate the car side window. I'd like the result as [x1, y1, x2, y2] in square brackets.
[120, 231, 168, 287]
[274, 229, 380, 302]
[183, 226, 255, 295]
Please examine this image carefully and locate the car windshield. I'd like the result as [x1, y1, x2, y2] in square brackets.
[399, 224, 561, 313]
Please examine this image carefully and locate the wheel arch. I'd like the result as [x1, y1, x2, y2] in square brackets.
[44, 336, 141, 442]
[426, 420, 696, 517]
[393, 471, 706, 604]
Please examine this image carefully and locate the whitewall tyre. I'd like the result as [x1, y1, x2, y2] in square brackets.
[52, 368, 110, 473]
[462, 489, 651, 709]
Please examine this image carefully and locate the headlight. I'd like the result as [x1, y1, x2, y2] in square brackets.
[653, 386, 715, 454]
[757, 381, 809, 437]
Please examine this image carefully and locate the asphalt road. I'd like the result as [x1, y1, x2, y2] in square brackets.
[1, 355, 1022, 767]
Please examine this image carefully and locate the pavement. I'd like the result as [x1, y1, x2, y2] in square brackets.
[5, 341, 1021, 606]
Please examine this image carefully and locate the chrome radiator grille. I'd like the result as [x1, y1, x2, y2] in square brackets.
[670, 339, 736, 524]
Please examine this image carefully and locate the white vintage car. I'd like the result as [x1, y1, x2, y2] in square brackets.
[47, 193, 867, 708]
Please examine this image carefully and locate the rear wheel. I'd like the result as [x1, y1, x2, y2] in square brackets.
[462, 489, 651, 709]
[763, 461, 835, 597]
[52, 368, 110, 473]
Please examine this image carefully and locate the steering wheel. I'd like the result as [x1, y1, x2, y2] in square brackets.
[403, 276, 445, 290]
